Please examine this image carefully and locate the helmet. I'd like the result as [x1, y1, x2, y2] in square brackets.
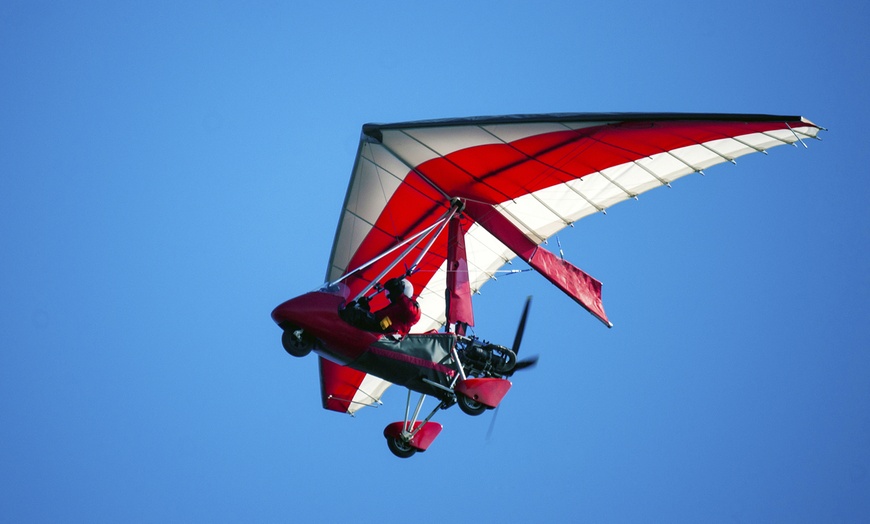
[385, 278, 413, 299]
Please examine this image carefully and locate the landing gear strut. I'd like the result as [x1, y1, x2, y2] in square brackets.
[383, 391, 444, 458]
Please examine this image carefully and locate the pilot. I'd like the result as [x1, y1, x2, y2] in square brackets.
[373, 278, 421, 336]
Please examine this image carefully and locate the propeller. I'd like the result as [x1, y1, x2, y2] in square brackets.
[511, 296, 531, 354]
[507, 296, 538, 376]
[489, 297, 538, 442]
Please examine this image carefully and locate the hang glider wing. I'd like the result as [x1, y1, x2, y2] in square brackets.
[320, 112, 822, 414]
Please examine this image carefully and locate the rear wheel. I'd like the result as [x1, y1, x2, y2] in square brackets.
[386, 436, 417, 458]
[281, 328, 313, 357]
[457, 393, 487, 416]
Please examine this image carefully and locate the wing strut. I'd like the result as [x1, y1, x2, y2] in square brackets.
[351, 200, 462, 302]
[329, 222, 446, 288]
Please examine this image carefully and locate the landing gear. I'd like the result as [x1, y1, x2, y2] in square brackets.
[383, 392, 444, 458]
[457, 393, 487, 416]
[281, 327, 314, 357]
[386, 435, 417, 458]
[376, 315, 532, 457]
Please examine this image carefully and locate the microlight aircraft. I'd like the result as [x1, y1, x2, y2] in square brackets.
[271, 113, 822, 458]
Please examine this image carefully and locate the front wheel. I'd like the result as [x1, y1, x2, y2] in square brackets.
[282, 328, 313, 357]
[457, 393, 487, 416]
[387, 436, 417, 458]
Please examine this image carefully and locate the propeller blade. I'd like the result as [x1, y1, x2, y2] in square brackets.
[512, 296, 532, 355]
[489, 357, 539, 440]
[506, 355, 538, 377]
[485, 405, 500, 442]
[489, 297, 536, 441]
[514, 356, 538, 371]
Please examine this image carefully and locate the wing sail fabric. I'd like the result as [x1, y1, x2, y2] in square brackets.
[319, 357, 390, 414]
[328, 113, 820, 325]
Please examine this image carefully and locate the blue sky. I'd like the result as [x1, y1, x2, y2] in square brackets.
[2, 1, 868, 522]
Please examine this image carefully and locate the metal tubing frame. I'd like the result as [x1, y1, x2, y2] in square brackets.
[402, 389, 412, 432]
[409, 403, 443, 439]
[351, 219, 448, 302]
[420, 378, 456, 395]
[350, 201, 460, 302]
[329, 223, 443, 287]
[398, 390, 445, 440]
[407, 204, 458, 274]
[404, 393, 426, 434]
[450, 344, 467, 382]
[397, 390, 445, 440]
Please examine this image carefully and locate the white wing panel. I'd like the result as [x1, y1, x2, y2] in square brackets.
[414, 262, 448, 332]
[351, 157, 401, 224]
[464, 222, 515, 295]
[633, 152, 695, 183]
[330, 213, 372, 278]
[401, 125, 504, 157]
[606, 161, 666, 196]
[361, 143, 411, 199]
[481, 121, 582, 143]
[376, 129, 444, 169]
[348, 373, 392, 415]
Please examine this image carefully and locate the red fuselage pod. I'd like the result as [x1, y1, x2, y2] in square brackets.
[455, 377, 512, 408]
[272, 287, 459, 400]
[271, 287, 379, 365]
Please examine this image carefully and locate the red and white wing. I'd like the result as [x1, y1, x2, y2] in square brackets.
[320, 113, 822, 414]
[318, 357, 390, 414]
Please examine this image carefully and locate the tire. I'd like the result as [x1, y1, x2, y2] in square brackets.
[387, 436, 417, 458]
[281, 328, 313, 358]
[457, 393, 487, 416]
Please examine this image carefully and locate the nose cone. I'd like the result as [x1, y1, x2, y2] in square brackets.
[270, 290, 377, 362]
[271, 299, 297, 327]
[270, 290, 346, 331]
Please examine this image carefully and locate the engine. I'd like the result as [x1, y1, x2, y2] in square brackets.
[455, 336, 517, 377]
